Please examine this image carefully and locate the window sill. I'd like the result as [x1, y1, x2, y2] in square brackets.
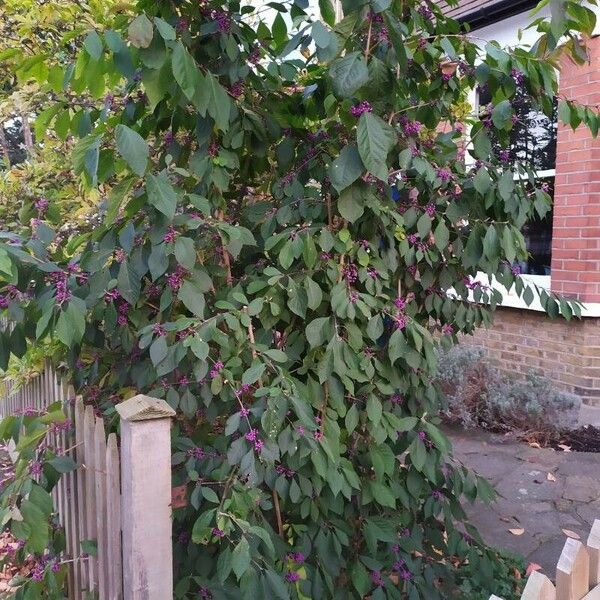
[451, 273, 600, 317]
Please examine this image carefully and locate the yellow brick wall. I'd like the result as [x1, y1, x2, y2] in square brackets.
[462, 308, 600, 406]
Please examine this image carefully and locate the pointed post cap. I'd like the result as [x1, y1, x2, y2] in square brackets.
[116, 394, 176, 422]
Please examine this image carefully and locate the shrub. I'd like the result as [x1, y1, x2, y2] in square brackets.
[438, 345, 581, 435]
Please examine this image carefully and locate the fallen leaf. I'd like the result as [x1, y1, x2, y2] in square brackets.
[547, 473, 556, 482]
[562, 529, 580, 540]
[509, 528, 525, 536]
[526, 563, 543, 577]
[528, 442, 542, 449]
[557, 444, 572, 452]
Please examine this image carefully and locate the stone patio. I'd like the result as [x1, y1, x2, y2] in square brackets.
[449, 427, 600, 575]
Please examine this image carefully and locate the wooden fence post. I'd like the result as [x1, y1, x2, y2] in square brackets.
[116, 395, 175, 600]
[556, 538, 590, 600]
[588, 520, 600, 589]
[522, 571, 556, 600]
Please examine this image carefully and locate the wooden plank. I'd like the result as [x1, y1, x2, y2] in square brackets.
[74, 397, 87, 597]
[94, 417, 108, 599]
[56, 375, 75, 599]
[106, 433, 122, 600]
[582, 584, 600, 600]
[556, 538, 590, 600]
[64, 386, 79, 600]
[588, 520, 600, 588]
[522, 571, 556, 600]
[83, 406, 97, 591]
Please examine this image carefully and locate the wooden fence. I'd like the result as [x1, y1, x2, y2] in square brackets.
[491, 519, 600, 600]
[0, 366, 175, 600]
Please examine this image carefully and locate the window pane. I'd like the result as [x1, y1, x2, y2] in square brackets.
[517, 178, 554, 275]
[479, 86, 557, 171]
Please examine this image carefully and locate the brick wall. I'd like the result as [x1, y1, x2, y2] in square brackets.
[551, 36, 600, 302]
[463, 308, 600, 406]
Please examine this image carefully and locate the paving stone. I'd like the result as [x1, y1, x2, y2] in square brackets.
[447, 428, 600, 575]
[561, 476, 600, 503]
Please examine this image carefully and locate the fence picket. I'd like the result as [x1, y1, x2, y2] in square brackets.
[588, 520, 600, 589]
[1, 367, 176, 599]
[522, 571, 556, 600]
[83, 405, 97, 591]
[556, 538, 590, 600]
[94, 417, 108, 599]
[74, 396, 88, 595]
[582, 584, 600, 600]
[106, 433, 122, 600]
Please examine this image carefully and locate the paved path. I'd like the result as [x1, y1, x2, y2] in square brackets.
[449, 427, 600, 575]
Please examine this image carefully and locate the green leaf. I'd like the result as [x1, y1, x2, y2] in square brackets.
[272, 13, 288, 45]
[172, 42, 200, 100]
[329, 145, 364, 193]
[417, 213, 431, 238]
[115, 125, 148, 176]
[49, 456, 77, 473]
[146, 173, 177, 219]
[117, 260, 141, 304]
[434, 220, 449, 250]
[345, 404, 359, 433]
[356, 112, 396, 181]
[498, 170, 514, 201]
[217, 546, 233, 582]
[189, 336, 209, 360]
[174, 237, 196, 269]
[263, 349, 288, 363]
[319, 0, 336, 26]
[474, 167, 491, 195]
[128, 14, 154, 48]
[370, 481, 396, 508]
[483, 225, 499, 261]
[150, 336, 168, 366]
[492, 100, 513, 130]
[21, 500, 49, 553]
[264, 570, 290, 600]
[80, 539, 98, 557]
[473, 130, 491, 159]
[84, 31, 103, 60]
[194, 71, 231, 132]
[338, 185, 365, 222]
[178, 281, 205, 317]
[232, 537, 251, 579]
[56, 302, 86, 347]
[242, 362, 266, 385]
[306, 317, 331, 347]
[106, 177, 135, 225]
[312, 21, 331, 48]
[366, 396, 382, 425]
[154, 17, 176, 40]
[329, 52, 369, 97]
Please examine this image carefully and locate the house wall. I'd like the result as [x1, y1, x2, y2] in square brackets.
[459, 18, 600, 407]
[463, 308, 600, 406]
[551, 35, 600, 303]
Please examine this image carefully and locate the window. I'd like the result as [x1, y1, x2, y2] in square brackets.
[478, 85, 557, 274]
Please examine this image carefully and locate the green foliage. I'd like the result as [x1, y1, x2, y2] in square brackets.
[0, 0, 598, 598]
[0, 404, 75, 596]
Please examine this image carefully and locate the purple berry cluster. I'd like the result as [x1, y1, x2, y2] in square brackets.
[350, 101, 372, 117]
[400, 116, 423, 137]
